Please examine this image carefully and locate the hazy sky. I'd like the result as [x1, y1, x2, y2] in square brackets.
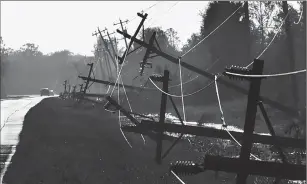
[1, 1, 209, 56]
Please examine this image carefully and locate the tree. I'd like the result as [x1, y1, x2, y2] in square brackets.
[200, 1, 247, 69]
[19, 43, 43, 57]
[249, 1, 277, 48]
[0, 37, 11, 98]
[165, 28, 180, 50]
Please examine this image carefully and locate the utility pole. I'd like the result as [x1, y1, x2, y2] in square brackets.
[72, 85, 77, 100]
[236, 59, 264, 184]
[102, 28, 117, 60]
[114, 19, 129, 49]
[95, 27, 117, 69]
[156, 70, 169, 164]
[117, 30, 299, 118]
[83, 63, 94, 94]
[63, 80, 68, 93]
[94, 34, 112, 93]
[117, 12, 148, 65]
[79, 84, 84, 93]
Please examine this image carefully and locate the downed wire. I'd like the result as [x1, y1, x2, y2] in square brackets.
[225, 69, 306, 78]
[180, 3, 243, 58]
[245, 12, 290, 68]
[214, 75, 262, 161]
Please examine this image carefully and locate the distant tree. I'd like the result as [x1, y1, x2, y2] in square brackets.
[200, 1, 246, 68]
[165, 28, 180, 50]
[19, 43, 43, 57]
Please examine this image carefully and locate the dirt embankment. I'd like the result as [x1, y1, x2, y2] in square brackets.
[3, 97, 230, 184]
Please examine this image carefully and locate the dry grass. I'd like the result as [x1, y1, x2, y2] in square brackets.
[2, 97, 234, 184]
[3, 97, 304, 184]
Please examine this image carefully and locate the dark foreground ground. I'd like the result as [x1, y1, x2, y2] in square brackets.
[3, 97, 237, 184]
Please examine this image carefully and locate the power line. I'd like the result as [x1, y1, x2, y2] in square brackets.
[225, 69, 306, 78]
[170, 170, 186, 184]
[148, 77, 215, 98]
[214, 75, 261, 161]
[127, 1, 163, 24]
[180, 3, 244, 58]
[245, 12, 290, 68]
[147, 2, 180, 28]
[294, 5, 303, 24]
[178, 58, 186, 122]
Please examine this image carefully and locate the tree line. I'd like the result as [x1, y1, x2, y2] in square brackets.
[1, 1, 306, 113]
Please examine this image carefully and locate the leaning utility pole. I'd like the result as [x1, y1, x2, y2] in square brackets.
[116, 30, 300, 118]
[83, 63, 94, 94]
[63, 80, 68, 93]
[102, 28, 117, 61]
[114, 19, 129, 49]
[117, 12, 148, 65]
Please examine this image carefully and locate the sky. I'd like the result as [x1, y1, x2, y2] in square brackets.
[1, 1, 209, 56]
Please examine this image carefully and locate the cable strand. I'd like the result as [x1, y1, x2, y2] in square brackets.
[180, 4, 243, 58]
[245, 12, 290, 68]
[214, 75, 261, 161]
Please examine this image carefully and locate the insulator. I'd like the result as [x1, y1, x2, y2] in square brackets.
[224, 65, 252, 81]
[150, 74, 164, 82]
[169, 161, 205, 176]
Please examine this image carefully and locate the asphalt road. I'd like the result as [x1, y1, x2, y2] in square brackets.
[0, 95, 54, 183]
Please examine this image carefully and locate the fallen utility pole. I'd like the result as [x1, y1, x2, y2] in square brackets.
[83, 63, 94, 94]
[75, 92, 107, 98]
[156, 70, 169, 164]
[204, 155, 306, 180]
[116, 30, 300, 118]
[236, 59, 263, 184]
[78, 76, 155, 91]
[121, 120, 305, 149]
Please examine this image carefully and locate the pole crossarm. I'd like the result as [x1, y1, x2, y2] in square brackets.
[117, 12, 148, 65]
[121, 120, 306, 149]
[116, 30, 300, 118]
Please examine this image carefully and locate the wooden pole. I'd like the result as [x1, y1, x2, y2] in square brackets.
[114, 19, 129, 49]
[118, 12, 148, 64]
[78, 76, 154, 91]
[205, 155, 306, 180]
[156, 70, 169, 164]
[83, 63, 94, 94]
[236, 59, 264, 184]
[116, 30, 299, 118]
[63, 80, 68, 93]
[140, 32, 156, 76]
[122, 120, 305, 149]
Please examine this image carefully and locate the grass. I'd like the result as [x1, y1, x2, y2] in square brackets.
[2, 97, 305, 184]
[2, 97, 235, 184]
